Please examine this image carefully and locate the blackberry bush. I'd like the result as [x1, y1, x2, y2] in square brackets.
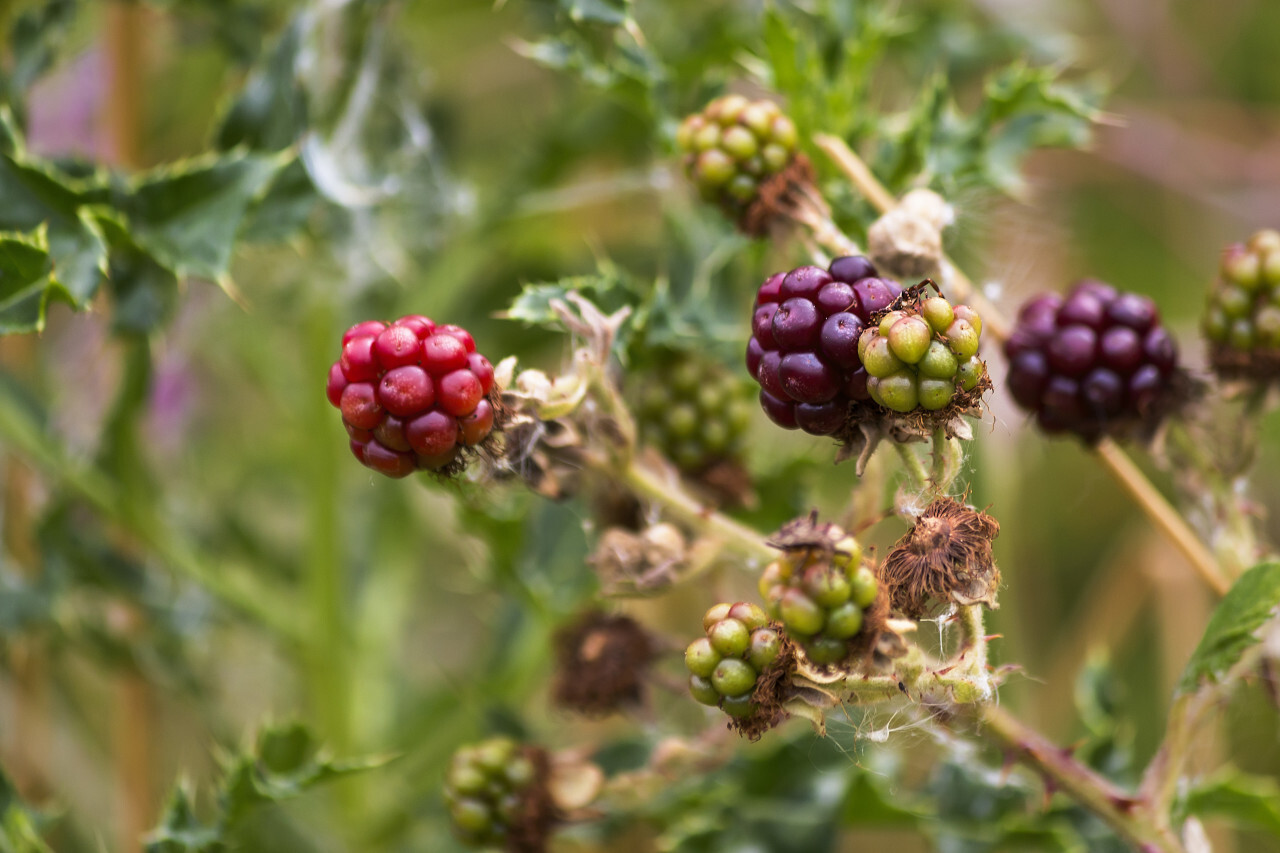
[325, 316, 498, 478]
[443, 737, 551, 850]
[1205, 229, 1280, 378]
[747, 255, 903, 435]
[676, 95, 802, 232]
[1004, 280, 1182, 441]
[757, 519, 879, 666]
[685, 601, 785, 719]
[858, 291, 987, 414]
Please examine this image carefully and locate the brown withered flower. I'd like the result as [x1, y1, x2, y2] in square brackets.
[881, 497, 1000, 618]
[552, 612, 656, 717]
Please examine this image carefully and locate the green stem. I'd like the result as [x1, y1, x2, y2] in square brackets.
[619, 456, 775, 566]
[893, 442, 930, 495]
[955, 604, 988, 680]
[304, 301, 352, 760]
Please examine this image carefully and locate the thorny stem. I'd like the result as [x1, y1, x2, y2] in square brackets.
[954, 604, 988, 680]
[815, 132, 1230, 600]
[976, 704, 1186, 853]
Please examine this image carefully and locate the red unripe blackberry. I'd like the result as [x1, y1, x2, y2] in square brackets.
[327, 316, 498, 476]
[1005, 281, 1182, 441]
[746, 256, 903, 435]
[1205, 229, 1280, 379]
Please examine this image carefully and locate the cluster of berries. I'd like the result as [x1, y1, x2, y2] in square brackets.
[326, 316, 496, 478]
[443, 737, 540, 848]
[1205, 229, 1280, 376]
[757, 526, 877, 665]
[859, 294, 985, 412]
[747, 256, 904, 434]
[1005, 281, 1178, 440]
[676, 95, 799, 217]
[633, 350, 754, 473]
[684, 602, 783, 719]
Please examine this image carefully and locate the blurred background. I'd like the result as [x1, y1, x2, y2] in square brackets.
[0, 0, 1278, 851]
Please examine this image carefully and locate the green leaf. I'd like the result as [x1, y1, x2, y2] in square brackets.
[3, 0, 80, 109]
[503, 272, 641, 329]
[147, 722, 390, 852]
[215, 18, 308, 152]
[117, 151, 289, 284]
[1178, 560, 1280, 693]
[1181, 770, 1280, 836]
[144, 786, 223, 853]
[237, 157, 318, 243]
[95, 211, 181, 334]
[840, 771, 926, 827]
[0, 227, 61, 334]
[0, 151, 109, 311]
[218, 722, 390, 828]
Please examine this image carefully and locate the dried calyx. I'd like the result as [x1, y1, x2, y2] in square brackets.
[881, 497, 1001, 618]
[552, 612, 656, 717]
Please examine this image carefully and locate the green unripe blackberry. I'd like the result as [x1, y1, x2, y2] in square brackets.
[1206, 229, 1280, 379]
[444, 737, 545, 848]
[861, 293, 988, 414]
[677, 95, 800, 219]
[758, 521, 879, 667]
[684, 601, 781, 715]
[632, 348, 754, 476]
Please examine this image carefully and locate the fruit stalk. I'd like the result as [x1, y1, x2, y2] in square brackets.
[815, 132, 1229, 597]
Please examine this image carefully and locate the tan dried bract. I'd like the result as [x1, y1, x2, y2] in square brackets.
[882, 497, 1001, 618]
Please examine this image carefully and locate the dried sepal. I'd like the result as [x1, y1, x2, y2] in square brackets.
[588, 523, 691, 595]
[881, 497, 1001, 618]
[725, 627, 799, 742]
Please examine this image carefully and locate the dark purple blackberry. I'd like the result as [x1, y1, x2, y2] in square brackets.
[1005, 281, 1182, 441]
[746, 257, 902, 435]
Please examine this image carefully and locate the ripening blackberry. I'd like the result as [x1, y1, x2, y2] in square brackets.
[326, 316, 498, 477]
[1005, 280, 1181, 441]
[747, 255, 903, 435]
[685, 601, 784, 720]
[443, 737, 551, 850]
[858, 293, 987, 414]
[757, 523, 878, 666]
[1204, 229, 1280, 379]
[676, 95, 800, 226]
[633, 349, 754, 474]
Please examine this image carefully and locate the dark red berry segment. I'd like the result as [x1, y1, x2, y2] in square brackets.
[328, 316, 496, 477]
[1005, 280, 1181, 441]
[747, 256, 902, 436]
